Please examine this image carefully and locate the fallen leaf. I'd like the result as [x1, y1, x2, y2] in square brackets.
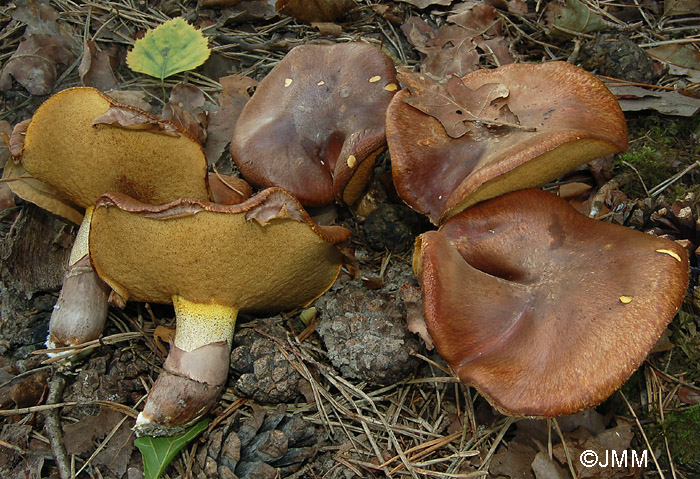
[664, 0, 700, 16]
[94, 418, 136, 479]
[0, 183, 14, 212]
[422, 25, 480, 78]
[276, 0, 354, 23]
[398, 68, 523, 139]
[311, 21, 344, 36]
[531, 451, 569, 479]
[135, 418, 209, 479]
[490, 440, 537, 479]
[552, 423, 634, 478]
[647, 44, 700, 83]
[199, 0, 247, 5]
[400, 283, 434, 350]
[9, 370, 49, 408]
[126, 18, 211, 81]
[2, 162, 84, 225]
[162, 83, 208, 143]
[153, 325, 176, 356]
[546, 0, 607, 37]
[104, 90, 153, 112]
[92, 104, 180, 137]
[78, 39, 118, 91]
[0, 34, 74, 95]
[63, 407, 125, 455]
[447, 3, 502, 35]
[204, 74, 258, 164]
[0, 424, 46, 479]
[678, 385, 700, 405]
[396, 0, 453, 8]
[606, 83, 700, 117]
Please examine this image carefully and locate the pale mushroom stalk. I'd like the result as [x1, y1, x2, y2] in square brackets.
[89, 188, 352, 436]
[47, 207, 110, 351]
[5, 87, 211, 356]
[135, 297, 238, 436]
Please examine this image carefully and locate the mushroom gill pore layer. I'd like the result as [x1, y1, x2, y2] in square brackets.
[89, 188, 351, 435]
[414, 188, 689, 417]
[386, 61, 628, 224]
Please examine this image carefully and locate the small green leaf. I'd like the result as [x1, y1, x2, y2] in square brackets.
[134, 418, 209, 479]
[126, 17, 211, 81]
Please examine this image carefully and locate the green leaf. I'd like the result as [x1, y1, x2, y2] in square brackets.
[126, 17, 211, 81]
[134, 418, 209, 479]
[550, 0, 606, 36]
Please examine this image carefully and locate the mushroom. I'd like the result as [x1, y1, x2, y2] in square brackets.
[413, 188, 689, 417]
[386, 61, 628, 224]
[7, 87, 209, 352]
[231, 42, 399, 206]
[88, 187, 351, 435]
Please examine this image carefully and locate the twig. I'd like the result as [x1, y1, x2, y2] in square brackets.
[44, 374, 71, 479]
[619, 391, 666, 479]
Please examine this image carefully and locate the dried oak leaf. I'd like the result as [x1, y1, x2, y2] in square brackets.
[92, 104, 180, 136]
[204, 74, 258, 164]
[396, 0, 453, 8]
[162, 83, 208, 144]
[398, 68, 522, 139]
[63, 407, 124, 455]
[0, 34, 74, 95]
[421, 25, 479, 79]
[78, 39, 117, 91]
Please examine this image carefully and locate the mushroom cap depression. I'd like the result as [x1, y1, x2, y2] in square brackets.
[231, 42, 399, 206]
[89, 188, 351, 312]
[413, 189, 688, 417]
[386, 62, 628, 224]
[12, 87, 209, 210]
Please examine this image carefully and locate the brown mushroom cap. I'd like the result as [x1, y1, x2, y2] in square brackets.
[387, 62, 628, 224]
[89, 187, 350, 311]
[15, 87, 209, 208]
[231, 42, 398, 206]
[414, 189, 688, 417]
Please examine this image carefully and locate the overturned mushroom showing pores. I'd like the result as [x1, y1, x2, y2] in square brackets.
[414, 189, 688, 417]
[386, 61, 628, 224]
[89, 188, 351, 436]
[7, 87, 209, 352]
[231, 42, 398, 206]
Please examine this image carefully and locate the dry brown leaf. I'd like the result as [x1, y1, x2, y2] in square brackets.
[606, 83, 700, 117]
[78, 39, 117, 91]
[204, 74, 258, 164]
[398, 69, 522, 139]
[531, 451, 569, 479]
[92, 104, 180, 137]
[0, 34, 74, 95]
[154, 325, 176, 356]
[2, 162, 83, 225]
[664, 0, 700, 16]
[399, 283, 434, 350]
[678, 385, 700, 404]
[0, 424, 46, 479]
[397, 0, 453, 8]
[162, 83, 208, 143]
[490, 440, 538, 479]
[647, 43, 700, 83]
[63, 408, 125, 455]
[93, 418, 136, 478]
[311, 21, 343, 36]
[447, 3, 502, 35]
[104, 90, 153, 112]
[276, 0, 354, 23]
[422, 25, 480, 78]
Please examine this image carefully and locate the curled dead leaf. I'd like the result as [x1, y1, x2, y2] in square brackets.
[92, 104, 180, 137]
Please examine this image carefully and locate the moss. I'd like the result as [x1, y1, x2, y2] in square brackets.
[663, 405, 700, 473]
[617, 146, 673, 192]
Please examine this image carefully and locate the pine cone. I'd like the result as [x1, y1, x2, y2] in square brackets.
[230, 319, 307, 404]
[194, 405, 320, 479]
[315, 271, 421, 385]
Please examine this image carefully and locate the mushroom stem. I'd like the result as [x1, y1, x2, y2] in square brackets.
[135, 296, 238, 436]
[47, 208, 110, 352]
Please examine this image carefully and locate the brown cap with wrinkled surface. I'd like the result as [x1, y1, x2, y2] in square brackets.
[89, 187, 351, 311]
[14, 87, 209, 208]
[387, 62, 628, 224]
[414, 189, 688, 417]
[231, 42, 398, 206]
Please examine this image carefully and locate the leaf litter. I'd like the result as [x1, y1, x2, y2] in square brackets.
[0, 0, 699, 478]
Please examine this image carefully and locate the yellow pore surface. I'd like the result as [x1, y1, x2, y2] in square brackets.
[20, 88, 209, 207]
[90, 205, 344, 314]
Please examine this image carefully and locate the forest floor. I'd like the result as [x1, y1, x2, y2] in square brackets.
[1, 1, 699, 478]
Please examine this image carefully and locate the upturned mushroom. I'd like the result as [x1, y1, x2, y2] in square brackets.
[386, 61, 628, 224]
[413, 188, 689, 417]
[7, 87, 210, 352]
[231, 42, 399, 206]
[89, 188, 351, 436]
